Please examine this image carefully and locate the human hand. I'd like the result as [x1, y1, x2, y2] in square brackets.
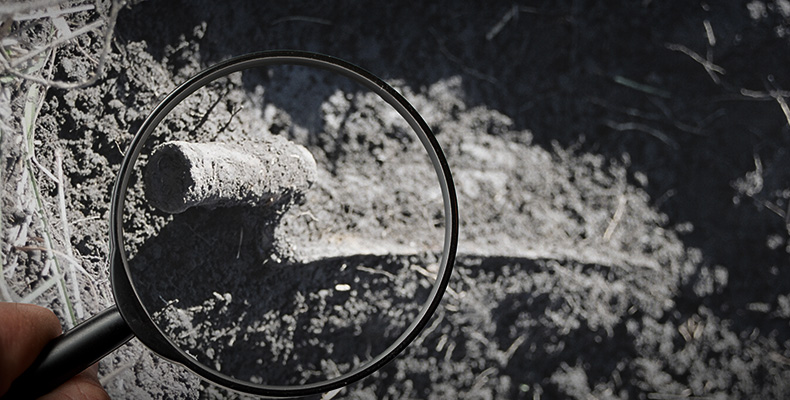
[0, 302, 110, 400]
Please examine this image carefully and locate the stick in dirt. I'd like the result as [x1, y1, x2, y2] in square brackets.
[144, 136, 317, 214]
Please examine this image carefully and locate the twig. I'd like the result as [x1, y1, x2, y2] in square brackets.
[603, 195, 627, 241]
[646, 97, 720, 136]
[411, 263, 458, 298]
[740, 88, 790, 99]
[13, 4, 95, 22]
[0, 0, 73, 16]
[770, 352, 790, 366]
[47, 6, 72, 39]
[703, 19, 716, 46]
[486, 4, 519, 41]
[603, 120, 679, 149]
[470, 367, 497, 393]
[485, 5, 548, 40]
[412, 308, 444, 348]
[2, 0, 121, 90]
[740, 77, 790, 129]
[773, 92, 790, 127]
[665, 43, 726, 84]
[71, 215, 101, 224]
[738, 87, 790, 127]
[218, 104, 243, 136]
[411, 263, 437, 282]
[356, 265, 396, 280]
[764, 201, 785, 218]
[30, 155, 58, 181]
[503, 335, 526, 362]
[13, 245, 91, 276]
[236, 228, 243, 259]
[180, 222, 212, 246]
[20, 273, 60, 304]
[20, 81, 76, 326]
[9, 19, 104, 68]
[28, 166, 76, 327]
[99, 359, 136, 385]
[321, 388, 343, 400]
[429, 28, 497, 85]
[190, 87, 227, 135]
[785, 202, 790, 236]
[297, 210, 320, 222]
[22, 84, 44, 154]
[55, 149, 83, 319]
[444, 341, 456, 362]
[612, 75, 671, 99]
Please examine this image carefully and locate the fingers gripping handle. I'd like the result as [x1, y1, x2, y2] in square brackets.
[3, 306, 133, 399]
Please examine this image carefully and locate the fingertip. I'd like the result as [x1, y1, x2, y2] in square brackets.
[0, 302, 63, 395]
[2, 302, 62, 336]
[38, 364, 110, 400]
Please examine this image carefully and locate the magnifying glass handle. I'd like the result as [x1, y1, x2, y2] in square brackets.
[2, 305, 134, 399]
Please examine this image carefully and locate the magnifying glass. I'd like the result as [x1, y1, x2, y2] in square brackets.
[4, 51, 458, 398]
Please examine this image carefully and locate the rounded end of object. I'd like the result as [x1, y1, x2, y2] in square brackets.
[143, 138, 318, 214]
[143, 141, 196, 214]
[295, 143, 318, 187]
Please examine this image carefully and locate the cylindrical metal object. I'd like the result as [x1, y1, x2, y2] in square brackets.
[144, 137, 317, 214]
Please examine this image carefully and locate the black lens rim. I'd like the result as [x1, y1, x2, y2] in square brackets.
[109, 50, 458, 397]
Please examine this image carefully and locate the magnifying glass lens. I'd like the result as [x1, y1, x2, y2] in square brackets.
[121, 66, 445, 386]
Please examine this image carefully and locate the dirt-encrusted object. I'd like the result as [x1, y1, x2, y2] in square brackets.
[143, 137, 317, 213]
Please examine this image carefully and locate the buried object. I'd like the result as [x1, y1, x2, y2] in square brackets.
[3, 51, 458, 398]
[144, 138, 317, 214]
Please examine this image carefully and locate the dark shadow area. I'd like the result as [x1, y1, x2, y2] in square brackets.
[126, 204, 431, 386]
[355, 255, 643, 399]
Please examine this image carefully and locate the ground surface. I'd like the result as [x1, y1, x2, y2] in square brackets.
[2, 0, 790, 399]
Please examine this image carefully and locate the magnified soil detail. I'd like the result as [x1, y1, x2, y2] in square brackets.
[2, 1, 790, 399]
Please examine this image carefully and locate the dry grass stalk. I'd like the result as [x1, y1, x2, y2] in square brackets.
[0, 0, 120, 90]
[1, 0, 122, 325]
[20, 81, 76, 325]
[55, 149, 84, 319]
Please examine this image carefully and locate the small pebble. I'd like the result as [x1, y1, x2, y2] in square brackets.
[335, 283, 351, 292]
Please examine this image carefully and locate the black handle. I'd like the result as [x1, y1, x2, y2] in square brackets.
[2, 305, 134, 399]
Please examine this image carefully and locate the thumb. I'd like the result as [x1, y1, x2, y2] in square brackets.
[0, 302, 62, 395]
[39, 363, 110, 400]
